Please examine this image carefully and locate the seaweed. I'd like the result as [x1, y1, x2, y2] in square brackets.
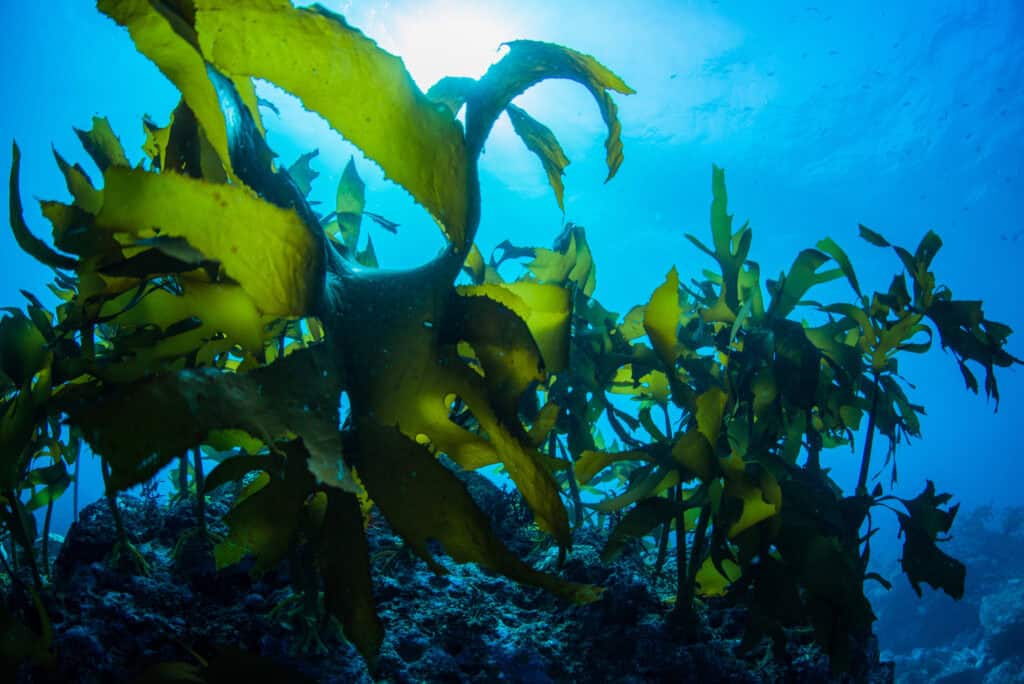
[0, 0, 1020, 678]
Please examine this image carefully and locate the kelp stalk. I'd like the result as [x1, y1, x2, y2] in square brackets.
[672, 484, 688, 621]
[100, 461, 127, 546]
[192, 447, 207, 535]
[685, 504, 711, 610]
[41, 495, 54, 576]
[555, 436, 584, 530]
[2, 489, 42, 591]
[856, 371, 881, 495]
[805, 408, 822, 472]
[654, 506, 671, 576]
[177, 455, 189, 505]
[72, 456, 80, 524]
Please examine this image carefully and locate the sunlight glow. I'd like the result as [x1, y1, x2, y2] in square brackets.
[384, 2, 522, 89]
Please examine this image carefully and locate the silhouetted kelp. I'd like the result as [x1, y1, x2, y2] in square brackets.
[0, 1, 1020, 679]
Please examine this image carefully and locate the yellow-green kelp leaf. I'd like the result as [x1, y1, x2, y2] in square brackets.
[191, 1, 469, 248]
[142, 114, 172, 171]
[467, 40, 634, 182]
[671, 429, 714, 481]
[456, 282, 571, 375]
[816, 236, 862, 299]
[502, 282, 572, 374]
[526, 226, 596, 297]
[94, 282, 267, 381]
[9, 144, 77, 271]
[335, 156, 366, 250]
[609, 365, 671, 404]
[96, 167, 321, 317]
[52, 149, 102, 214]
[425, 75, 476, 116]
[619, 305, 647, 341]
[155, 99, 227, 181]
[686, 166, 753, 323]
[591, 466, 680, 513]
[356, 234, 379, 268]
[724, 467, 782, 538]
[574, 449, 646, 485]
[447, 288, 546, 417]
[74, 116, 130, 172]
[644, 267, 681, 368]
[0, 369, 52, 491]
[0, 312, 49, 388]
[505, 103, 570, 211]
[695, 386, 727, 446]
[438, 362, 571, 547]
[527, 401, 561, 447]
[98, 0, 237, 178]
[695, 556, 741, 597]
[205, 428, 264, 455]
[349, 421, 602, 604]
[767, 248, 841, 320]
[214, 444, 313, 574]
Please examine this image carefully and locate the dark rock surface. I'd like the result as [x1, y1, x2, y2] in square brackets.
[8, 475, 895, 683]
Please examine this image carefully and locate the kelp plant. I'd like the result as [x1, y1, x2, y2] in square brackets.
[0, 0, 1019, 677]
[1, 0, 631, 669]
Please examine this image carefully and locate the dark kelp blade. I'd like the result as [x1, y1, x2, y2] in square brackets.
[286, 149, 320, 198]
[59, 345, 353, 493]
[319, 489, 384, 667]
[9, 143, 77, 271]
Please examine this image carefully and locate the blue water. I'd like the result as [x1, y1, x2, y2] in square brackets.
[1, 0, 1021, 655]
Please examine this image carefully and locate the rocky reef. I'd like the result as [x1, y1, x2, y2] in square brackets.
[8, 474, 894, 683]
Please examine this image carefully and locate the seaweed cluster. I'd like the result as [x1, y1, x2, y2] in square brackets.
[1, 1, 1019, 679]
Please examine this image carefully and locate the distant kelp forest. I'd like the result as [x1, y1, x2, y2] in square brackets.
[1, 0, 1019, 676]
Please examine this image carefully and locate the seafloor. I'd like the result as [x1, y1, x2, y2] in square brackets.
[6, 470, 900, 683]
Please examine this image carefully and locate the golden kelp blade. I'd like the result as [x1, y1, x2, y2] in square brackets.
[96, 167, 321, 317]
[455, 282, 571, 374]
[468, 40, 634, 182]
[505, 103, 571, 211]
[350, 421, 601, 604]
[97, 0, 239, 179]
[644, 267, 681, 368]
[191, 1, 469, 249]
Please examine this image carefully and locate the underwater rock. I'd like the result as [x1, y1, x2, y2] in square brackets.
[980, 580, 1024, 661]
[7, 484, 898, 682]
[453, 466, 537, 557]
[52, 494, 162, 588]
[983, 658, 1024, 684]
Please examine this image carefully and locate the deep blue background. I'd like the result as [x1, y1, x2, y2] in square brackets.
[1, 0, 1021, 632]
